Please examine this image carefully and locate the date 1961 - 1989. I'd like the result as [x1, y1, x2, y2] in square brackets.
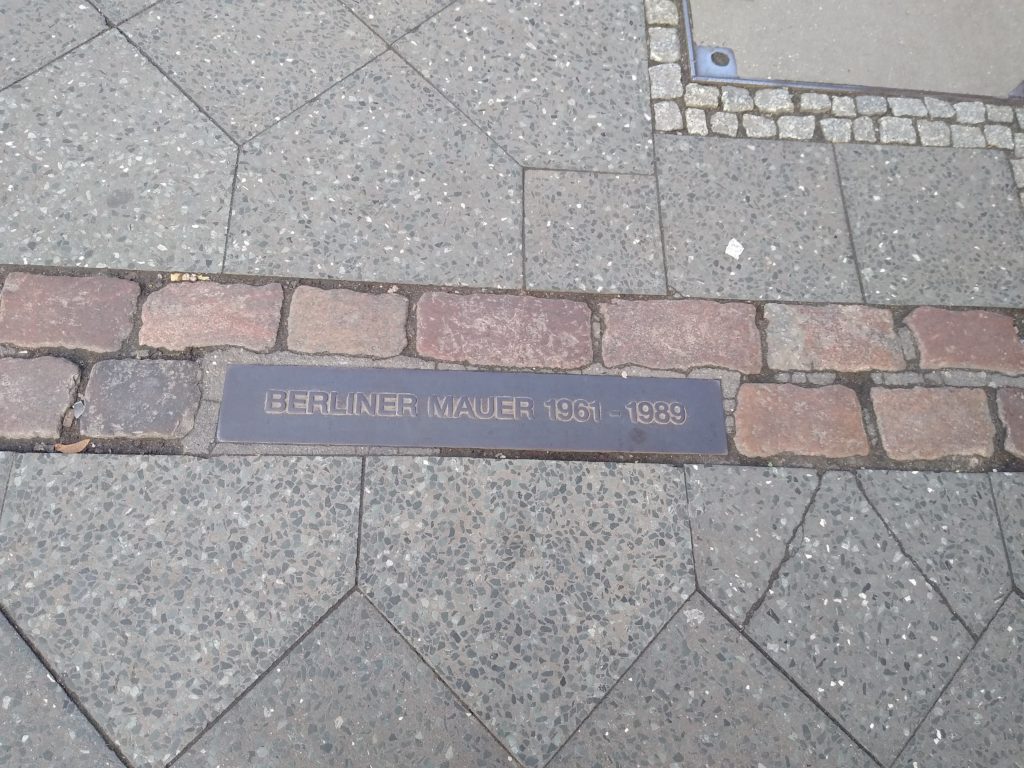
[544, 398, 686, 426]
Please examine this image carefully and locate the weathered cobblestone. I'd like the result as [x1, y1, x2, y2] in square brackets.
[653, 101, 682, 131]
[709, 112, 739, 136]
[955, 101, 986, 124]
[0, 273, 139, 353]
[734, 384, 869, 458]
[879, 116, 917, 144]
[288, 287, 408, 358]
[0, 357, 79, 439]
[998, 388, 1024, 459]
[81, 359, 201, 439]
[644, 0, 678, 25]
[917, 120, 952, 147]
[924, 97, 955, 119]
[888, 97, 927, 117]
[754, 88, 794, 115]
[798, 93, 831, 114]
[720, 86, 753, 113]
[648, 63, 683, 99]
[855, 95, 888, 116]
[987, 105, 1015, 123]
[820, 118, 852, 143]
[853, 116, 877, 142]
[951, 124, 986, 147]
[685, 108, 709, 135]
[984, 124, 1015, 149]
[777, 115, 815, 140]
[648, 27, 679, 63]
[872, 387, 995, 460]
[601, 299, 762, 373]
[742, 114, 776, 138]
[766, 304, 904, 372]
[684, 83, 719, 109]
[906, 307, 1024, 375]
[832, 96, 856, 117]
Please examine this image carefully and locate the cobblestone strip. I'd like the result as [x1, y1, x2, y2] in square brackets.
[0, 270, 1022, 469]
[644, 1, 1024, 202]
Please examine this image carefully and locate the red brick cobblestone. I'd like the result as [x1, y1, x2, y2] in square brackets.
[416, 292, 592, 369]
[0, 357, 79, 439]
[288, 287, 408, 358]
[997, 389, 1024, 460]
[765, 303, 904, 372]
[906, 307, 1024, 374]
[734, 384, 870, 458]
[601, 299, 761, 373]
[872, 387, 995, 460]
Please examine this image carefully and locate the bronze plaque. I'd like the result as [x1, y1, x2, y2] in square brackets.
[216, 365, 727, 454]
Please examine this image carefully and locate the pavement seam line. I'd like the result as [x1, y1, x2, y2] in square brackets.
[831, 142, 870, 304]
[0, 28, 108, 97]
[740, 471, 823, 629]
[358, 588, 526, 768]
[219, 146, 242, 274]
[0, 602, 134, 768]
[853, 473, 978, 640]
[166, 584, 361, 766]
[0, 454, 17, 533]
[354, 456, 367, 584]
[986, 473, 1019, 590]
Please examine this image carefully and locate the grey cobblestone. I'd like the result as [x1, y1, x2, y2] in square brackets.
[648, 27, 679, 63]
[888, 97, 927, 117]
[917, 120, 952, 147]
[654, 100, 683, 131]
[872, 371, 926, 386]
[644, 0, 678, 25]
[924, 97, 955, 118]
[721, 86, 754, 113]
[987, 104, 1015, 123]
[820, 118, 852, 143]
[984, 124, 1015, 149]
[1017, 108, 1024, 128]
[855, 95, 888, 116]
[649, 63, 683, 99]
[939, 370, 993, 387]
[742, 113, 777, 138]
[951, 124, 986, 147]
[777, 115, 815, 140]
[685, 107, 709, 135]
[955, 101, 987, 124]
[684, 83, 719, 108]
[832, 96, 856, 117]
[852, 116, 877, 142]
[754, 88, 794, 115]
[879, 116, 917, 144]
[1014, 133, 1024, 156]
[710, 112, 739, 137]
[798, 92, 831, 114]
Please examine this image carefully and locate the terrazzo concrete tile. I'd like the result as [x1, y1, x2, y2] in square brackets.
[897, 594, 1024, 767]
[0, 454, 361, 767]
[340, 0, 453, 41]
[550, 595, 875, 768]
[991, 473, 1024, 586]
[859, 471, 1012, 635]
[361, 457, 694, 767]
[525, 171, 664, 294]
[0, 33, 235, 272]
[396, 0, 653, 173]
[176, 594, 513, 767]
[227, 53, 521, 286]
[90, 0, 155, 23]
[686, 464, 820, 624]
[656, 135, 861, 302]
[0, 613, 121, 768]
[747, 472, 972, 763]
[124, 0, 384, 142]
[0, 0, 106, 89]
[836, 145, 1024, 306]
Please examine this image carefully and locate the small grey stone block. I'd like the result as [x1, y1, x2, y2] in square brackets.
[852, 116, 877, 142]
[743, 114, 777, 138]
[721, 85, 753, 113]
[888, 97, 928, 117]
[917, 120, 952, 147]
[685, 107, 709, 136]
[799, 92, 832, 114]
[832, 96, 856, 117]
[1011, 159, 1024, 188]
[984, 124, 1015, 149]
[754, 87, 794, 115]
[879, 116, 917, 144]
[951, 124, 986, 147]
[81, 359, 200, 438]
[645, 0, 678, 25]
[1014, 132, 1024, 157]
[649, 63, 684, 99]
[855, 95, 888, 116]
[821, 118, 853, 143]
[987, 104, 1015, 123]
[924, 97, 955, 119]
[778, 115, 816, 140]
[654, 100, 683, 131]
[648, 26, 680, 63]
[710, 112, 739, 137]
[954, 101, 986, 124]
[684, 83, 720, 109]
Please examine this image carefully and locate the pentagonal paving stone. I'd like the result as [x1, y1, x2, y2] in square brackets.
[360, 457, 694, 767]
[656, 135, 861, 302]
[747, 472, 972, 764]
[549, 594, 875, 768]
[524, 170, 665, 294]
[0, 613, 121, 768]
[0, 454, 361, 768]
[0, 0, 106, 89]
[176, 593, 513, 767]
[858, 470, 1012, 635]
[397, 0, 653, 173]
[991, 473, 1024, 587]
[896, 594, 1024, 767]
[836, 145, 1024, 307]
[227, 52, 521, 286]
[124, 0, 384, 142]
[340, 0, 453, 42]
[686, 464, 820, 624]
[0, 32, 235, 272]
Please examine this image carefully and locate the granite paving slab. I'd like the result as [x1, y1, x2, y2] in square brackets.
[836, 145, 1024, 307]
[896, 594, 1023, 767]
[360, 457, 694, 767]
[524, 170, 665, 294]
[550, 594, 875, 768]
[340, 0, 453, 42]
[747, 472, 972, 763]
[0, 454, 362, 767]
[176, 593, 513, 767]
[227, 52, 521, 286]
[0, 614, 121, 768]
[124, 0, 384, 142]
[686, 464, 820, 624]
[0, 32, 235, 272]
[990, 473, 1024, 587]
[0, 0, 106, 90]
[397, 0, 653, 173]
[858, 470, 1012, 635]
[656, 136, 862, 302]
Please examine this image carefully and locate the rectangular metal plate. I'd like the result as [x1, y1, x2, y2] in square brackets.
[216, 365, 728, 455]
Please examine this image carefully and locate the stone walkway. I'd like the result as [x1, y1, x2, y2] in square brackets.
[1, 1, 1024, 767]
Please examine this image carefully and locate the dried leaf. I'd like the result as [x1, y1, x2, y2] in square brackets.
[54, 438, 91, 454]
